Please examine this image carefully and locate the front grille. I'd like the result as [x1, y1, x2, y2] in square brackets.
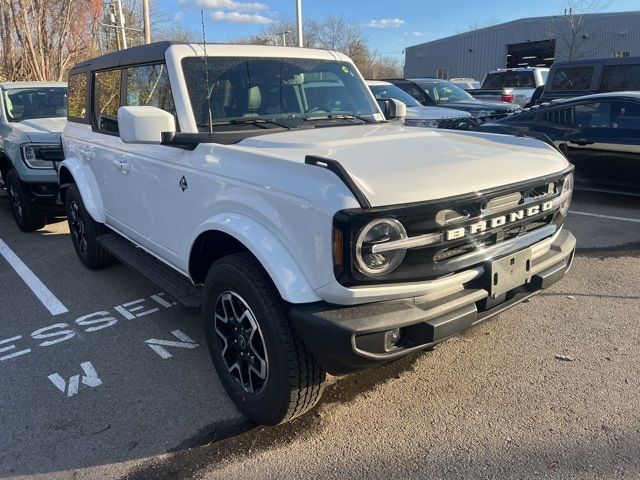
[437, 118, 476, 131]
[433, 216, 553, 263]
[333, 166, 572, 287]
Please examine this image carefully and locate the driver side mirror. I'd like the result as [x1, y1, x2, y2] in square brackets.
[118, 106, 176, 144]
[376, 99, 407, 120]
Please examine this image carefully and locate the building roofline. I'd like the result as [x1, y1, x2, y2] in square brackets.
[405, 10, 640, 50]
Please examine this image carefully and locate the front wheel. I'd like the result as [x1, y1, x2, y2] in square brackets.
[203, 252, 326, 425]
[5, 169, 46, 232]
[65, 184, 114, 269]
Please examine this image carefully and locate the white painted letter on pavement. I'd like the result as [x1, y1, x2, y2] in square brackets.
[48, 361, 102, 397]
[145, 330, 199, 359]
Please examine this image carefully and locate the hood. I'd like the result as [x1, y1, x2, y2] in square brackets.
[442, 100, 520, 114]
[405, 105, 472, 120]
[235, 123, 569, 207]
[11, 117, 66, 143]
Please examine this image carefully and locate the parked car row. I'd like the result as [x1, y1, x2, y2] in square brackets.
[467, 67, 549, 107]
[383, 77, 522, 121]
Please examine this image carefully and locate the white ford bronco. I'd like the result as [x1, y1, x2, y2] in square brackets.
[60, 42, 576, 425]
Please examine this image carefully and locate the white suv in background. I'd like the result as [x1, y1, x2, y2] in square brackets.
[0, 82, 67, 230]
[59, 42, 576, 426]
[366, 80, 475, 129]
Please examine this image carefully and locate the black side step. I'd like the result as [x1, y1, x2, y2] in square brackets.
[97, 233, 202, 313]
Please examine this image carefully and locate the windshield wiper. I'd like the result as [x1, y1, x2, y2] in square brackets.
[198, 118, 292, 129]
[304, 114, 374, 123]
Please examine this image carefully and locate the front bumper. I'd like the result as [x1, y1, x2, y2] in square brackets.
[291, 229, 575, 375]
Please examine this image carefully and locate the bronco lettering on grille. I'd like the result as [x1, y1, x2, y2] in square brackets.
[445, 201, 554, 241]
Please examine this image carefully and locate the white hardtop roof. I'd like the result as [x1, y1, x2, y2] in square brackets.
[169, 43, 352, 63]
[0, 81, 67, 90]
[365, 80, 393, 86]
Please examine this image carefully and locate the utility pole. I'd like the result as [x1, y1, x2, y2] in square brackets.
[115, 0, 128, 49]
[296, 0, 303, 47]
[142, 0, 151, 44]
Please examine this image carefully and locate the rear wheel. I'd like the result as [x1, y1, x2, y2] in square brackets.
[203, 252, 326, 425]
[5, 169, 46, 232]
[65, 184, 114, 269]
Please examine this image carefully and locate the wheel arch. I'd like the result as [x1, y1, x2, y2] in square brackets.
[0, 150, 13, 181]
[189, 214, 321, 304]
[57, 160, 105, 223]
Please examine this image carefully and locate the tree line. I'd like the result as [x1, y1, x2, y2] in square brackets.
[0, 1, 401, 82]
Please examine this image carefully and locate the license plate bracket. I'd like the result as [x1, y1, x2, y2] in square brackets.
[488, 248, 533, 298]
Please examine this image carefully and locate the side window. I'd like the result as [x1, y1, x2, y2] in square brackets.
[93, 69, 122, 134]
[601, 65, 640, 92]
[68, 73, 88, 120]
[575, 102, 612, 128]
[125, 64, 176, 118]
[611, 101, 640, 130]
[550, 66, 594, 91]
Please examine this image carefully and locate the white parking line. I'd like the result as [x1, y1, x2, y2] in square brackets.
[570, 211, 640, 224]
[0, 238, 68, 316]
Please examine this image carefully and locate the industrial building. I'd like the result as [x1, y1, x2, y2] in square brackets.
[404, 11, 640, 81]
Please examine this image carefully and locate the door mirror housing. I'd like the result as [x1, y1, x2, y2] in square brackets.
[118, 106, 176, 144]
[376, 99, 407, 120]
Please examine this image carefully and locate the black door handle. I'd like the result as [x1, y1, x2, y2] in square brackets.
[568, 139, 594, 146]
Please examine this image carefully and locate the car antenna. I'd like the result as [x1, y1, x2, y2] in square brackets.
[201, 9, 214, 134]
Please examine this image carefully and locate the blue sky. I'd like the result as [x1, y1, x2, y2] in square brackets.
[165, 0, 640, 61]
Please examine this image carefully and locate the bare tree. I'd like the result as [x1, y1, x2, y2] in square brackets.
[0, 0, 102, 81]
[551, 0, 612, 61]
[230, 15, 402, 79]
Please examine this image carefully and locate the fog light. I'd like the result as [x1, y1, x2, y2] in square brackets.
[384, 327, 405, 351]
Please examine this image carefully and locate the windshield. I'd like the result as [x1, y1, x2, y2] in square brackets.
[182, 57, 380, 130]
[368, 84, 421, 107]
[413, 80, 473, 104]
[3, 87, 67, 122]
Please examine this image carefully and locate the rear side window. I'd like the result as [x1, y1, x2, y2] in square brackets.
[482, 71, 536, 89]
[601, 65, 640, 92]
[68, 73, 88, 120]
[550, 66, 593, 90]
[125, 64, 176, 117]
[94, 69, 122, 134]
[575, 102, 612, 128]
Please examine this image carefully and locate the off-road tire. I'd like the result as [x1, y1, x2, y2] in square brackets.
[65, 184, 114, 269]
[203, 252, 326, 425]
[5, 169, 46, 232]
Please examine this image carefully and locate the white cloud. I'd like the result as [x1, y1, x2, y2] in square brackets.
[174, 12, 185, 21]
[179, 0, 268, 12]
[365, 18, 405, 29]
[210, 10, 273, 24]
[404, 31, 425, 36]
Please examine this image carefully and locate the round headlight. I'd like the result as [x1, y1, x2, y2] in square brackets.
[355, 218, 407, 277]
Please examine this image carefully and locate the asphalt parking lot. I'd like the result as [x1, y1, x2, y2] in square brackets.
[0, 189, 639, 480]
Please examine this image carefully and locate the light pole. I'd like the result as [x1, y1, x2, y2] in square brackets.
[296, 0, 303, 47]
[142, 0, 151, 44]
